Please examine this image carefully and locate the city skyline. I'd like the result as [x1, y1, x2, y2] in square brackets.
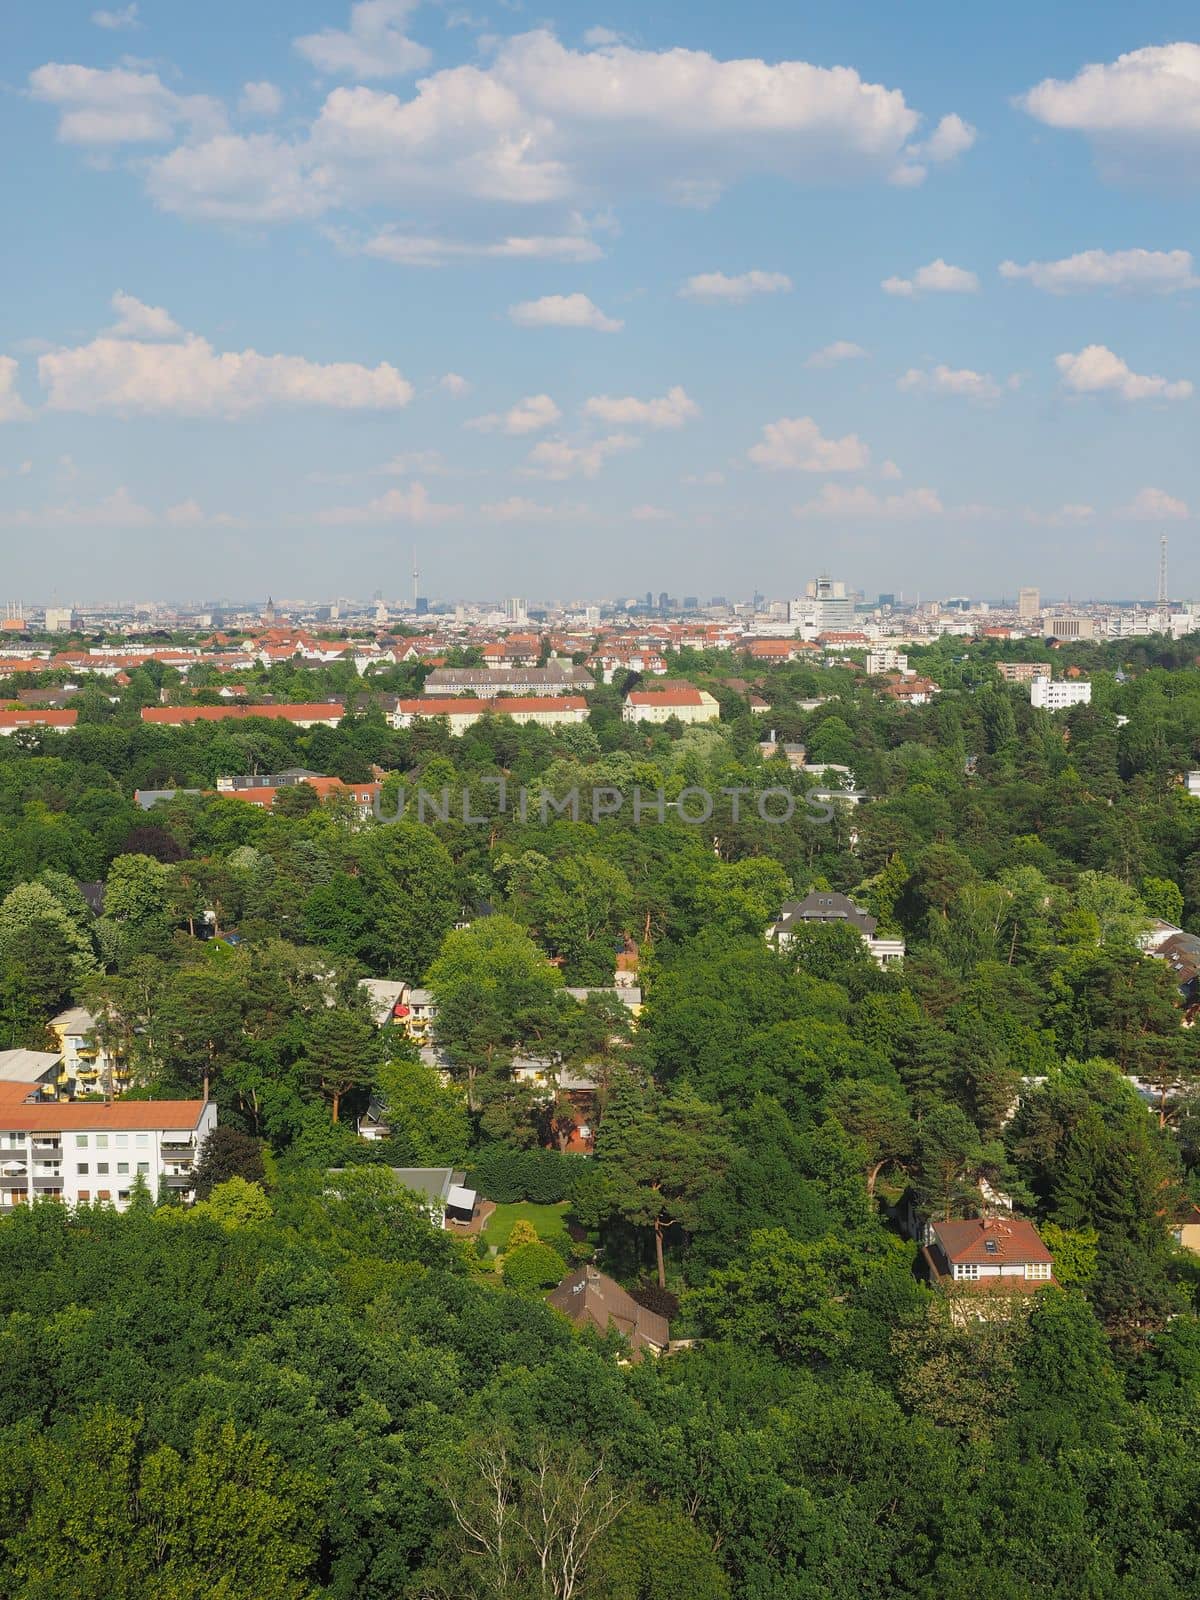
[3, 3, 1200, 596]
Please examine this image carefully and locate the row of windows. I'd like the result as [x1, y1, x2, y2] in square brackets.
[76, 1162, 150, 1177]
[953, 1261, 1052, 1281]
[73, 1133, 151, 1149]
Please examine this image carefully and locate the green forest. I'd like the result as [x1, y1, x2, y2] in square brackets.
[1, 634, 1200, 1598]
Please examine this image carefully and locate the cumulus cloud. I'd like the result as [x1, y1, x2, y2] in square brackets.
[523, 434, 637, 479]
[1018, 44, 1200, 177]
[879, 460, 902, 480]
[892, 112, 977, 184]
[794, 483, 945, 519]
[294, 1, 431, 79]
[117, 30, 962, 226]
[748, 416, 870, 473]
[361, 229, 603, 267]
[105, 290, 180, 340]
[468, 393, 561, 435]
[630, 503, 672, 521]
[481, 495, 590, 522]
[508, 293, 622, 331]
[583, 386, 698, 428]
[898, 364, 1004, 401]
[1024, 502, 1096, 526]
[1055, 344, 1192, 401]
[882, 258, 980, 296]
[805, 340, 867, 368]
[1117, 485, 1190, 521]
[438, 372, 470, 396]
[91, 4, 138, 29]
[679, 270, 792, 303]
[0, 359, 31, 422]
[239, 82, 283, 118]
[0, 487, 240, 530]
[999, 247, 1199, 294]
[29, 63, 225, 146]
[683, 469, 725, 485]
[316, 482, 461, 524]
[38, 300, 414, 416]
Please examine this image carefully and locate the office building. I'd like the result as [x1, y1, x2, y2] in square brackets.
[1018, 587, 1040, 621]
[1031, 677, 1092, 711]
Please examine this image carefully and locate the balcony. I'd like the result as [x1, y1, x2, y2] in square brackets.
[161, 1141, 195, 1156]
[31, 1140, 61, 1157]
[163, 1172, 194, 1188]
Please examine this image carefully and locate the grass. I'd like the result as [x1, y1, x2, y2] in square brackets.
[482, 1201, 571, 1252]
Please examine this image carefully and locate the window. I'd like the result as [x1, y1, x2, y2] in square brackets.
[135, 1134, 149, 1149]
[77, 1190, 90, 1202]
[115, 1135, 128, 1149]
[117, 1162, 129, 1176]
[75, 1134, 88, 1149]
[76, 1163, 88, 1176]
[1025, 1262, 1051, 1280]
[118, 1190, 129, 1203]
[956, 1262, 980, 1281]
[137, 1162, 149, 1175]
[95, 1135, 108, 1150]
[96, 1163, 109, 1176]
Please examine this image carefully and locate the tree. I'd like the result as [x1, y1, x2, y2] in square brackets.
[426, 916, 564, 1112]
[190, 1175, 274, 1228]
[595, 1081, 732, 1286]
[302, 1007, 381, 1123]
[912, 1103, 984, 1221]
[376, 1051, 471, 1165]
[685, 1229, 853, 1363]
[193, 1126, 266, 1199]
[356, 822, 458, 978]
[503, 1240, 565, 1292]
[827, 1079, 915, 1196]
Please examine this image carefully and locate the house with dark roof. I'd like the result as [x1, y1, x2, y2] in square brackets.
[547, 1266, 669, 1358]
[921, 1216, 1054, 1294]
[768, 891, 904, 968]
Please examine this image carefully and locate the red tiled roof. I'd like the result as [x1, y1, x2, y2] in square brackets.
[625, 686, 704, 706]
[0, 709, 78, 728]
[141, 704, 343, 724]
[0, 1097, 208, 1132]
[932, 1216, 1052, 1266]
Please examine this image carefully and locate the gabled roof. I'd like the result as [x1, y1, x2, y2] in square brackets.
[625, 686, 706, 706]
[547, 1266, 669, 1354]
[931, 1216, 1052, 1266]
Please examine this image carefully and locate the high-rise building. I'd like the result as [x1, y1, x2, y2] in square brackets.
[789, 575, 854, 632]
[1018, 587, 1040, 620]
[505, 597, 528, 623]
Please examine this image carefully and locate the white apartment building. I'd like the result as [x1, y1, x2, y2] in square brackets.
[622, 686, 720, 724]
[1030, 676, 1092, 712]
[866, 648, 908, 675]
[0, 1092, 216, 1212]
[393, 696, 589, 734]
[1186, 772, 1200, 798]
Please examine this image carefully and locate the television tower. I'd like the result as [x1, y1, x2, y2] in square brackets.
[412, 546, 419, 612]
[1158, 533, 1169, 629]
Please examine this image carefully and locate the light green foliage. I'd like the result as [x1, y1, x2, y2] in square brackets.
[189, 1177, 274, 1229]
[502, 1239, 565, 1292]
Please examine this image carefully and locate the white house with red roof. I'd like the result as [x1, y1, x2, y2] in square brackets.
[622, 686, 719, 725]
[921, 1215, 1054, 1294]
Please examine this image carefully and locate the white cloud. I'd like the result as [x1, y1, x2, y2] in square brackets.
[509, 293, 622, 331]
[360, 228, 603, 266]
[39, 303, 414, 417]
[481, 495, 589, 522]
[683, 469, 725, 486]
[29, 63, 224, 146]
[524, 434, 637, 479]
[999, 248, 1199, 294]
[239, 81, 283, 118]
[0, 487, 240, 530]
[438, 372, 470, 396]
[679, 270, 792, 303]
[882, 258, 980, 296]
[316, 483, 461, 524]
[1024, 502, 1096, 526]
[583, 386, 698, 429]
[912, 112, 976, 162]
[134, 31, 962, 225]
[805, 340, 866, 368]
[0, 359, 31, 422]
[380, 449, 446, 475]
[748, 416, 870, 473]
[105, 290, 180, 340]
[1018, 45, 1200, 176]
[898, 364, 1002, 401]
[295, 1, 431, 79]
[1117, 486, 1190, 521]
[794, 483, 945, 519]
[879, 459, 902, 480]
[631, 503, 671, 521]
[1055, 344, 1192, 401]
[468, 393, 561, 435]
[91, 4, 138, 29]
[583, 27, 624, 47]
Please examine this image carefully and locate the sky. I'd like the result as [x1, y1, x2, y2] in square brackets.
[2, 1, 1200, 606]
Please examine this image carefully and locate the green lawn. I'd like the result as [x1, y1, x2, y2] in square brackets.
[481, 1201, 570, 1251]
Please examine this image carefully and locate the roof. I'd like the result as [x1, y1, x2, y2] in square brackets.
[930, 1216, 1052, 1266]
[0, 708, 78, 727]
[141, 703, 344, 724]
[625, 686, 705, 706]
[0, 1049, 60, 1082]
[50, 1006, 97, 1033]
[0, 1095, 209, 1132]
[774, 892, 877, 937]
[547, 1266, 669, 1354]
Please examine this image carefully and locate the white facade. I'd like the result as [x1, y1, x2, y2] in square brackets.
[622, 689, 719, 724]
[1030, 676, 1092, 711]
[0, 1100, 216, 1212]
[1186, 772, 1200, 798]
[866, 648, 908, 675]
[44, 608, 74, 632]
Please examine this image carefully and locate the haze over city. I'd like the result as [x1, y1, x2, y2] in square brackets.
[2, 3, 1199, 598]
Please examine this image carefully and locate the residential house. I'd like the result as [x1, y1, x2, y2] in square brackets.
[422, 664, 594, 697]
[142, 703, 346, 729]
[1185, 771, 1200, 798]
[392, 696, 589, 735]
[547, 1265, 670, 1358]
[330, 1165, 476, 1226]
[0, 1087, 215, 1211]
[920, 1215, 1055, 1294]
[215, 769, 381, 816]
[0, 1051, 61, 1098]
[0, 709, 78, 735]
[768, 891, 905, 967]
[358, 978, 410, 1027]
[997, 662, 1053, 684]
[622, 686, 719, 725]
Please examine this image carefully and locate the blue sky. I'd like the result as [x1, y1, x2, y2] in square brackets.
[2, 1, 1199, 605]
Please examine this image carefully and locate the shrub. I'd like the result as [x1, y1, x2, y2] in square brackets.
[469, 1146, 581, 1204]
[502, 1241, 565, 1293]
